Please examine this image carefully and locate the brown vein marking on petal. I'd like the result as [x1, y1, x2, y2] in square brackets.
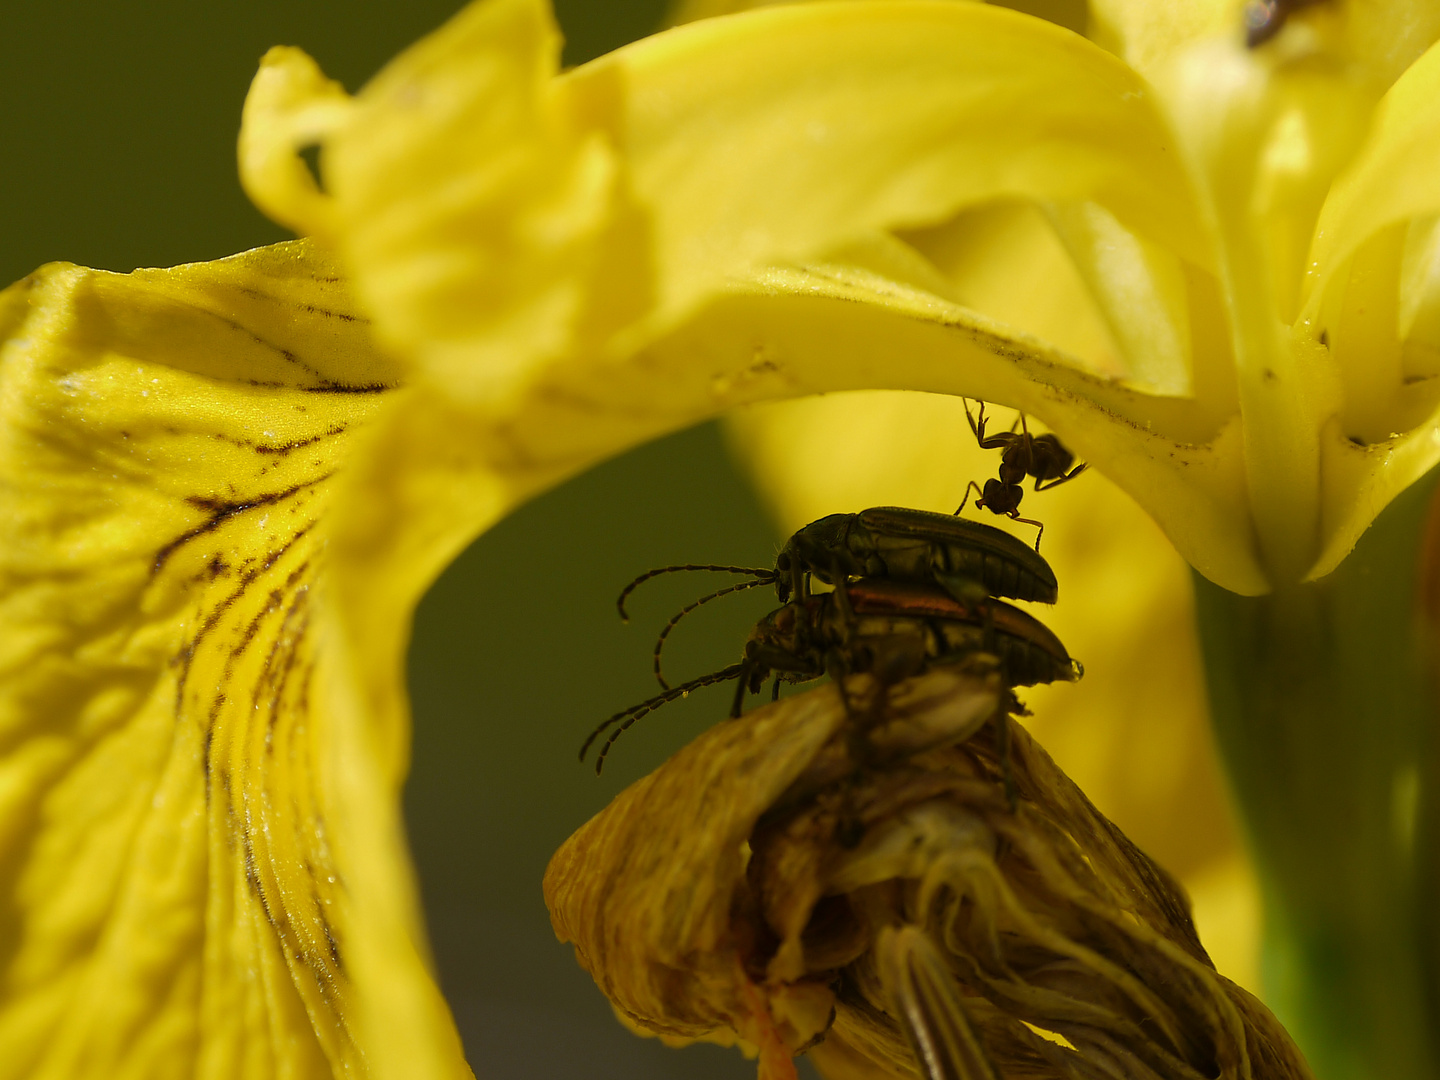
[159, 414, 378, 1067]
[0, 251, 397, 1076]
[546, 672, 1314, 1080]
[154, 474, 333, 574]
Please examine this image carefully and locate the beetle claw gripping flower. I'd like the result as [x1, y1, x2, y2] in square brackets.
[545, 668, 1311, 1080]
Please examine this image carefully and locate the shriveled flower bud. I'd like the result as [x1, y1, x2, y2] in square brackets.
[545, 668, 1310, 1080]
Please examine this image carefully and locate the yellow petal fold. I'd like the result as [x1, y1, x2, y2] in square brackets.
[569, 1, 1205, 334]
[0, 242, 467, 1080]
[1293, 39, 1440, 577]
[242, 0, 621, 392]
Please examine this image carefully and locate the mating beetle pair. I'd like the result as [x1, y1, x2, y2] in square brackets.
[618, 507, 1058, 692]
[582, 403, 1086, 772]
[581, 572, 1082, 774]
[584, 520, 1080, 773]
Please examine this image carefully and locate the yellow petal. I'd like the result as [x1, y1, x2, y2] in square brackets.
[0, 243, 467, 1080]
[236, 0, 1440, 599]
[664, 270, 1264, 592]
[567, 1, 1205, 334]
[1152, 33, 1376, 580]
[1297, 39, 1440, 577]
[664, 0, 984, 27]
[1092, 0, 1440, 88]
[1042, 200, 1194, 395]
[242, 0, 1263, 586]
[897, 204, 1128, 379]
[241, 0, 621, 390]
[241, 0, 1204, 376]
[1088, 0, 1241, 79]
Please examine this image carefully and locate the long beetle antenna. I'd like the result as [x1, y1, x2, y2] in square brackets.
[616, 564, 774, 621]
[581, 662, 747, 773]
[652, 577, 772, 689]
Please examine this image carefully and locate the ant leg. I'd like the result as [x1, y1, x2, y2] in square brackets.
[967, 399, 1014, 452]
[955, 480, 986, 515]
[963, 397, 984, 442]
[1015, 414, 1037, 477]
[1011, 513, 1045, 551]
[1034, 461, 1089, 492]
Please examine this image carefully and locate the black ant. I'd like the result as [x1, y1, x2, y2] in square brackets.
[957, 399, 1087, 551]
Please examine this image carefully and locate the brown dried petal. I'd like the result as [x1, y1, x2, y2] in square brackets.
[545, 670, 1312, 1080]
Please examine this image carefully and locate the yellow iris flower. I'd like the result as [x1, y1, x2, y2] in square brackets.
[3, 0, 1440, 1077]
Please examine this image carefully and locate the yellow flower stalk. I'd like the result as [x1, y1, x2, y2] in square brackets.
[5, 0, 1440, 1077]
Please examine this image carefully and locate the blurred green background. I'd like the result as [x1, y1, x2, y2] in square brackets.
[1, 2, 1078, 1076]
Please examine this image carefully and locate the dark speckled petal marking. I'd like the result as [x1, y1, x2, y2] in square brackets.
[0, 241, 398, 1076]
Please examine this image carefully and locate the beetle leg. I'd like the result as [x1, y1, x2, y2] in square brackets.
[994, 705, 1017, 811]
[830, 561, 856, 624]
[731, 657, 756, 719]
[792, 563, 809, 605]
[876, 925, 1000, 1080]
[825, 645, 868, 850]
[824, 648, 856, 716]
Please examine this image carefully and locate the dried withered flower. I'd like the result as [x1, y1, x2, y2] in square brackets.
[545, 667, 1311, 1080]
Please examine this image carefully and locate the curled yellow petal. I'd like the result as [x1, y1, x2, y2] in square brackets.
[244, 0, 620, 386]
[0, 243, 467, 1080]
[239, 47, 353, 238]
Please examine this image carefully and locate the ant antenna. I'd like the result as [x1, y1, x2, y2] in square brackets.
[616, 565, 774, 621]
[580, 662, 746, 774]
[653, 577, 772, 689]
